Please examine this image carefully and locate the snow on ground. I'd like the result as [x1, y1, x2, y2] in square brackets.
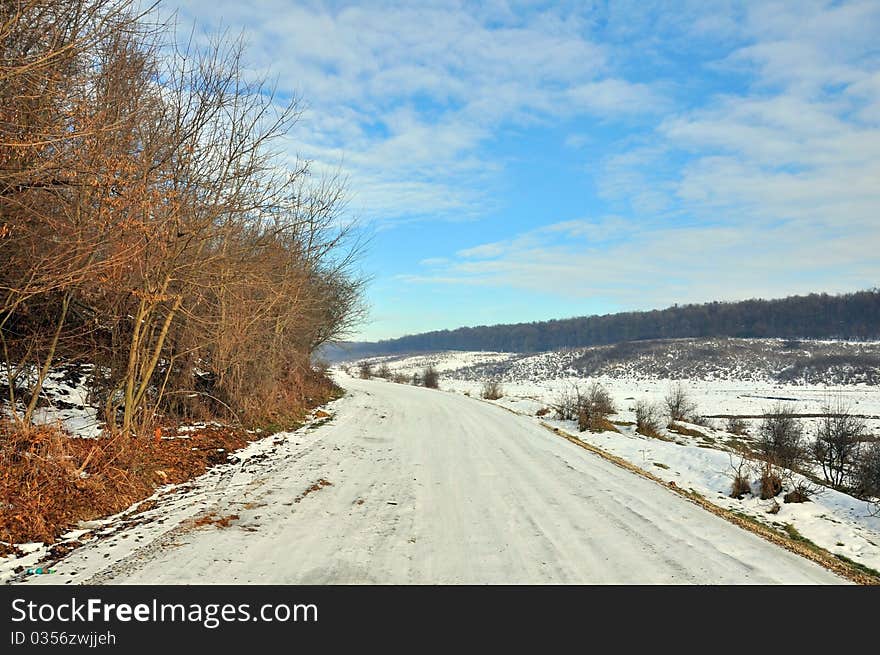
[4, 345, 878, 583]
[370, 350, 880, 574]
[0, 405, 342, 584]
[355, 351, 516, 376]
[1, 363, 103, 438]
[8, 374, 848, 584]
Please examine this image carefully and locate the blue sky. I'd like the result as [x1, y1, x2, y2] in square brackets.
[166, 1, 880, 341]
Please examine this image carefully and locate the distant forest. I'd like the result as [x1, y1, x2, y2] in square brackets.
[330, 289, 880, 359]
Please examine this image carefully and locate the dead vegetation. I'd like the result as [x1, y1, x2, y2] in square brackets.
[1, 0, 365, 437]
[664, 382, 697, 422]
[728, 455, 752, 499]
[192, 512, 240, 529]
[0, 0, 364, 547]
[0, 377, 339, 545]
[634, 400, 666, 440]
[294, 478, 333, 503]
[481, 380, 504, 400]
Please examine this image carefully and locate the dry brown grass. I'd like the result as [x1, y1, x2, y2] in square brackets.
[667, 422, 710, 440]
[192, 512, 240, 529]
[294, 478, 333, 503]
[579, 415, 621, 434]
[0, 377, 340, 546]
[758, 461, 783, 499]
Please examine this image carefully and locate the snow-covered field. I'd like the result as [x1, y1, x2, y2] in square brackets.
[351, 348, 880, 575]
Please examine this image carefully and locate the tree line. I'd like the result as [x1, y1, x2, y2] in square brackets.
[332, 289, 880, 358]
[1, 0, 365, 435]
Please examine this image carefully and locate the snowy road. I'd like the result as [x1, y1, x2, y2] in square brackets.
[24, 374, 847, 584]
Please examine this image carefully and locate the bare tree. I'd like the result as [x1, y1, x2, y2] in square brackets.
[756, 403, 806, 470]
[1, 2, 366, 435]
[853, 441, 880, 507]
[813, 399, 866, 488]
[665, 382, 696, 423]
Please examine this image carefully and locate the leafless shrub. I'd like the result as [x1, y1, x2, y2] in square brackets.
[665, 382, 697, 422]
[726, 417, 749, 435]
[757, 403, 806, 470]
[376, 363, 391, 379]
[635, 400, 663, 437]
[553, 385, 579, 421]
[481, 380, 503, 400]
[813, 399, 865, 488]
[853, 441, 880, 505]
[422, 365, 439, 389]
[728, 455, 752, 499]
[0, 0, 366, 434]
[358, 361, 373, 379]
[783, 474, 822, 504]
[391, 372, 408, 384]
[584, 382, 615, 416]
[571, 382, 615, 432]
[758, 460, 783, 499]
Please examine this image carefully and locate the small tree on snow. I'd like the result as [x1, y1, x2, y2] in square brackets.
[813, 400, 865, 488]
[665, 382, 696, 423]
[757, 403, 806, 470]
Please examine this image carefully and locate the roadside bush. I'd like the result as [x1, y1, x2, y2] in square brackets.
[554, 386, 579, 421]
[584, 382, 615, 416]
[635, 400, 663, 438]
[812, 400, 865, 488]
[577, 382, 616, 432]
[665, 382, 697, 422]
[756, 403, 806, 470]
[422, 366, 439, 389]
[358, 361, 373, 379]
[391, 372, 408, 384]
[481, 380, 503, 400]
[376, 363, 391, 379]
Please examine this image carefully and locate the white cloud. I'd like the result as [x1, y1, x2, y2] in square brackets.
[167, 0, 663, 225]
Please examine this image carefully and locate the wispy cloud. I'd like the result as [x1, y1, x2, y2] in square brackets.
[169, 0, 664, 225]
[166, 1, 880, 339]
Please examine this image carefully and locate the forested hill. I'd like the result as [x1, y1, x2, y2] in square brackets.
[329, 289, 880, 359]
